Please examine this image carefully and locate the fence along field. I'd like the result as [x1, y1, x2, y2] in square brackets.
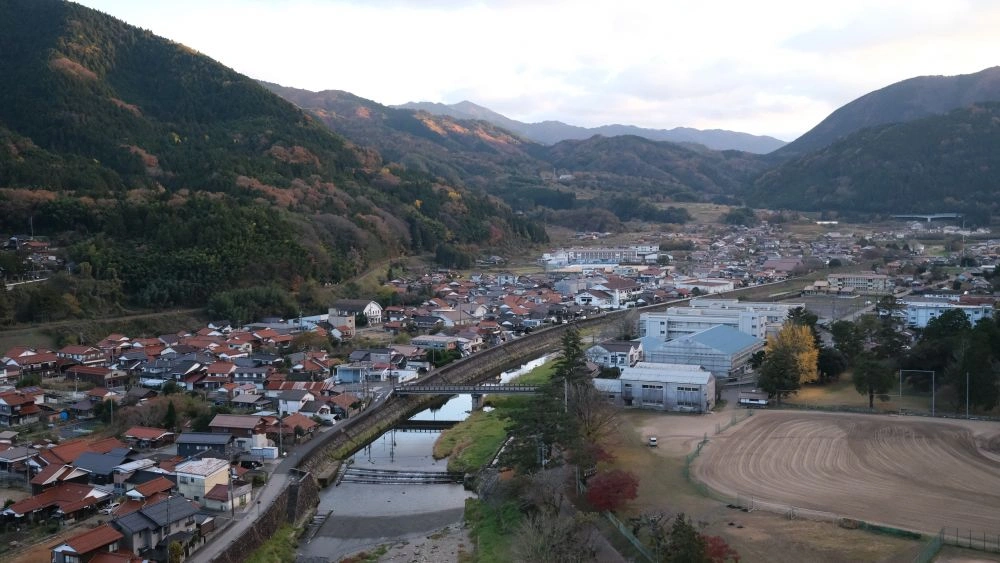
[689, 410, 1000, 550]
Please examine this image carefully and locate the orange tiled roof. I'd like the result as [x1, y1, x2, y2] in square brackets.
[64, 523, 123, 554]
[8, 482, 104, 515]
[90, 550, 143, 563]
[40, 437, 125, 465]
[134, 476, 174, 497]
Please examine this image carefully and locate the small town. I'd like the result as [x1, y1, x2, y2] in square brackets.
[1, 214, 997, 562]
[5, 4, 1000, 561]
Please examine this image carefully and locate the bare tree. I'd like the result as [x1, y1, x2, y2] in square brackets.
[570, 382, 620, 444]
[510, 510, 597, 563]
[600, 309, 639, 341]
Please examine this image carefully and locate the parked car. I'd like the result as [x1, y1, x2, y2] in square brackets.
[320, 419, 335, 427]
[648, 436, 658, 447]
[99, 502, 121, 515]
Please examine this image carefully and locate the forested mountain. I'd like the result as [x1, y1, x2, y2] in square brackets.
[259, 82, 546, 191]
[528, 135, 770, 203]
[776, 66, 1000, 157]
[752, 103, 1000, 222]
[395, 100, 787, 153]
[265, 82, 769, 224]
[0, 0, 545, 319]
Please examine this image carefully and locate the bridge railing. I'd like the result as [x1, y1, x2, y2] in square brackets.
[392, 384, 539, 394]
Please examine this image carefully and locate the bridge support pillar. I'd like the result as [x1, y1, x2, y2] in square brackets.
[471, 393, 484, 411]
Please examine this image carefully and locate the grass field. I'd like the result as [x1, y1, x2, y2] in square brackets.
[787, 372, 936, 413]
[434, 360, 557, 473]
[433, 409, 508, 473]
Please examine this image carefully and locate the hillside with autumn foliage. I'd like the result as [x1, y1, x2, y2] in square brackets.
[0, 0, 546, 321]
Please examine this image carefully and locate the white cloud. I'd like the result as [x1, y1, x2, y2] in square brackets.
[76, 0, 1000, 140]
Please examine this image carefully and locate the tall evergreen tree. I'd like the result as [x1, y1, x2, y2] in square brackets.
[852, 353, 895, 409]
[163, 400, 177, 431]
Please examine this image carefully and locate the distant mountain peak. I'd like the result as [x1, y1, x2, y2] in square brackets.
[776, 65, 1000, 157]
[393, 101, 786, 154]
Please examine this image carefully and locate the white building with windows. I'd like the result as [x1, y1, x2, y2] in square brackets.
[827, 273, 893, 295]
[900, 298, 994, 328]
[585, 340, 643, 370]
[639, 298, 801, 341]
[594, 362, 715, 412]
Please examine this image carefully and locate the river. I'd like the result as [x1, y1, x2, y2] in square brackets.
[296, 355, 556, 561]
[296, 394, 476, 562]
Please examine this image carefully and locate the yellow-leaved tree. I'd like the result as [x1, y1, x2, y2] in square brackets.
[768, 323, 819, 385]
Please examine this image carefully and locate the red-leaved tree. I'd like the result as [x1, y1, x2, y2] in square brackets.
[586, 469, 639, 512]
[704, 535, 741, 563]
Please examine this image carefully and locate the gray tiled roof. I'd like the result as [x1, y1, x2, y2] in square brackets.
[75, 452, 128, 476]
[176, 432, 233, 445]
[114, 496, 197, 534]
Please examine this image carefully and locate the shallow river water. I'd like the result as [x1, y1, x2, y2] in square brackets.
[296, 395, 476, 562]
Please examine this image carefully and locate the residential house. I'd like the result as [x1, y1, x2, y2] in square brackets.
[330, 299, 383, 325]
[37, 437, 126, 467]
[57, 345, 107, 367]
[176, 432, 235, 460]
[74, 451, 131, 485]
[585, 340, 643, 370]
[0, 444, 36, 472]
[227, 393, 273, 411]
[208, 415, 271, 452]
[111, 495, 200, 556]
[233, 366, 272, 389]
[123, 427, 175, 449]
[3, 482, 111, 522]
[51, 523, 125, 563]
[274, 390, 315, 415]
[573, 290, 613, 309]
[3, 347, 59, 377]
[86, 387, 121, 404]
[0, 390, 41, 427]
[593, 276, 643, 307]
[410, 335, 461, 351]
[123, 475, 175, 503]
[175, 457, 229, 503]
[299, 399, 344, 422]
[279, 413, 318, 443]
[30, 463, 91, 494]
[204, 479, 251, 512]
[66, 365, 131, 389]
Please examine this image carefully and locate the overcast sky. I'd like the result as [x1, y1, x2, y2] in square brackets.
[76, 0, 1000, 141]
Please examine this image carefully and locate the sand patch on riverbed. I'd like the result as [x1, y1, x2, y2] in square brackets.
[339, 522, 471, 563]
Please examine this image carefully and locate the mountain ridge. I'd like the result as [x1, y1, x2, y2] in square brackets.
[262, 81, 769, 210]
[752, 102, 1000, 222]
[775, 66, 1000, 157]
[394, 99, 787, 153]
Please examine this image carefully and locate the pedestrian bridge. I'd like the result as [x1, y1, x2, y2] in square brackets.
[392, 384, 539, 395]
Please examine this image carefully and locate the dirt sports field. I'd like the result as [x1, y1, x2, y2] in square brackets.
[694, 410, 1000, 534]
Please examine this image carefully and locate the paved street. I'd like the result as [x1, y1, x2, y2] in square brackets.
[187, 396, 391, 563]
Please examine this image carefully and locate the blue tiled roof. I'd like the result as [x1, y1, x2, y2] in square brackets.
[686, 325, 762, 354]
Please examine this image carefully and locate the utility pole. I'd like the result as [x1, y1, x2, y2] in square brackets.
[966, 371, 970, 419]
